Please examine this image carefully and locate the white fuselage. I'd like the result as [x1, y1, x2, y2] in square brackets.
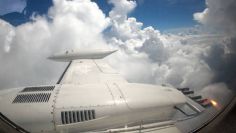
[0, 83, 186, 133]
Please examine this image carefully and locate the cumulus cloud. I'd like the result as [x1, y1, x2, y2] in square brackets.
[0, 0, 234, 91]
[0, 21, 15, 53]
[194, 0, 236, 87]
[109, 0, 136, 23]
[194, 0, 236, 35]
[106, 0, 217, 90]
[0, 0, 109, 89]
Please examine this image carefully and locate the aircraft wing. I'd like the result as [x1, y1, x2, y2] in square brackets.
[48, 49, 127, 84]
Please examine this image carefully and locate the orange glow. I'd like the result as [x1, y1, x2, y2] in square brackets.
[210, 99, 218, 107]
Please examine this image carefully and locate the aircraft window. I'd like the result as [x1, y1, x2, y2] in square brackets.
[61, 110, 96, 124]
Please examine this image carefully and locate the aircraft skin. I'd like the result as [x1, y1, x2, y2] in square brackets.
[0, 50, 206, 133]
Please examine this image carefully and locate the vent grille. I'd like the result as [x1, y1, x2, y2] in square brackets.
[21, 86, 55, 92]
[61, 110, 96, 124]
[12, 93, 51, 103]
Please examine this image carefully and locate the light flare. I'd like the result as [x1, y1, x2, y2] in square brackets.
[210, 99, 218, 107]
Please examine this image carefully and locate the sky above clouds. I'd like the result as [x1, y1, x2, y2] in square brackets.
[0, 0, 206, 31]
[0, 0, 26, 15]
[0, 0, 235, 93]
[95, 0, 207, 30]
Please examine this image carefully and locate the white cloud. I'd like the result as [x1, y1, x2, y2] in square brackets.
[0, 0, 26, 15]
[109, 0, 136, 23]
[0, 0, 233, 91]
[0, 0, 110, 89]
[106, 0, 218, 90]
[0, 20, 15, 53]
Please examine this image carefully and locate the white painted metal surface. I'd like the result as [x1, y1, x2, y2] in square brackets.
[52, 83, 186, 132]
[59, 59, 127, 84]
[48, 49, 117, 62]
[0, 49, 208, 133]
[0, 87, 56, 133]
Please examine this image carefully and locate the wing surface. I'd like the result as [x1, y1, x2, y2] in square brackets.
[49, 49, 127, 84]
[58, 59, 127, 84]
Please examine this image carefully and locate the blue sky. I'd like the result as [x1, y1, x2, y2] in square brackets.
[0, 0, 206, 31]
[95, 0, 206, 31]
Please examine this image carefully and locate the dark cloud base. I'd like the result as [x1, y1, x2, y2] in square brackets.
[204, 39, 236, 89]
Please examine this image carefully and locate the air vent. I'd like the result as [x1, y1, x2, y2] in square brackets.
[12, 93, 51, 103]
[61, 110, 96, 124]
[21, 86, 55, 92]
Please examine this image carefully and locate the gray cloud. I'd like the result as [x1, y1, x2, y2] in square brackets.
[194, 0, 236, 88]
[203, 39, 236, 85]
[194, 0, 236, 35]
